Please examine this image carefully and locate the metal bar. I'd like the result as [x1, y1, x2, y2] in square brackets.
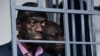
[55, 0, 60, 24]
[89, 14, 93, 56]
[70, 42, 100, 45]
[18, 40, 65, 43]
[55, 13, 60, 24]
[15, 6, 100, 15]
[87, 0, 92, 10]
[37, 0, 43, 8]
[63, 0, 68, 9]
[87, 0, 97, 56]
[55, 0, 59, 8]
[91, 10, 97, 56]
[18, 40, 100, 45]
[81, 14, 86, 56]
[63, 0, 71, 56]
[80, 0, 86, 56]
[46, 0, 53, 8]
[10, 0, 17, 56]
[91, 0, 97, 56]
[46, 0, 53, 21]
[71, 0, 77, 56]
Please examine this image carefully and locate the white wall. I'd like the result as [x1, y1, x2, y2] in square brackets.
[0, 0, 11, 45]
[94, 0, 100, 6]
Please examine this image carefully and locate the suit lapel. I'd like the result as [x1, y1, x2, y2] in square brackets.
[9, 42, 23, 56]
[17, 44, 23, 56]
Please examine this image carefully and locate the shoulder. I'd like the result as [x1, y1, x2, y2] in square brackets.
[0, 42, 11, 47]
[0, 42, 12, 49]
[0, 42, 23, 56]
[0, 42, 12, 56]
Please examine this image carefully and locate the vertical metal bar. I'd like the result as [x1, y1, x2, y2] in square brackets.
[55, 12, 60, 24]
[91, 0, 97, 56]
[88, 16, 93, 56]
[55, 0, 59, 8]
[71, 0, 77, 56]
[37, 0, 43, 8]
[87, 0, 92, 10]
[46, 0, 54, 21]
[63, 0, 67, 9]
[89, 16, 96, 56]
[64, 12, 71, 56]
[91, 8, 97, 56]
[55, 0, 60, 24]
[63, 0, 71, 56]
[10, 0, 17, 56]
[46, 0, 53, 8]
[81, 14, 86, 56]
[87, 0, 96, 56]
[80, 0, 86, 56]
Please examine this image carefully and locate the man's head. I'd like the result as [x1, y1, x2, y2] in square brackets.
[43, 21, 64, 55]
[16, 2, 48, 40]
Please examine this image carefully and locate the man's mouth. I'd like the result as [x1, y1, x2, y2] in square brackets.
[32, 33, 43, 40]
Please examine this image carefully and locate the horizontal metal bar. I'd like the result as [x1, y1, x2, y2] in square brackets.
[18, 40, 100, 45]
[15, 6, 100, 15]
[70, 42, 100, 45]
[18, 40, 65, 44]
[15, 6, 63, 12]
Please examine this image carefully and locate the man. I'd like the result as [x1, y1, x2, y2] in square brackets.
[43, 21, 64, 56]
[0, 2, 50, 56]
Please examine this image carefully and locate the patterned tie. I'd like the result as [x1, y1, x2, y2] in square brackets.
[35, 46, 43, 56]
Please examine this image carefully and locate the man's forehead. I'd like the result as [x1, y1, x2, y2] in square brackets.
[29, 17, 46, 21]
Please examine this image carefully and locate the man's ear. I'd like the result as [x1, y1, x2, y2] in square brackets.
[16, 19, 21, 31]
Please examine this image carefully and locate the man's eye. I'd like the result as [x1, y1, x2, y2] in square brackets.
[41, 22, 46, 26]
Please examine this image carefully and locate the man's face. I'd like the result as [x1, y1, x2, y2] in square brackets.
[43, 22, 64, 54]
[19, 16, 47, 40]
[46, 28, 64, 54]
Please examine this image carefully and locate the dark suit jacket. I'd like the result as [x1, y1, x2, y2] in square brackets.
[0, 42, 51, 56]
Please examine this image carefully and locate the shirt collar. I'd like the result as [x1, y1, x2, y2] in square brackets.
[17, 38, 44, 56]
[17, 42, 31, 56]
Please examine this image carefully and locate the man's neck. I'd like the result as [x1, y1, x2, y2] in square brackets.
[22, 43, 35, 52]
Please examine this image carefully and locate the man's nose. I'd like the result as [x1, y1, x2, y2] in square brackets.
[35, 24, 43, 32]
